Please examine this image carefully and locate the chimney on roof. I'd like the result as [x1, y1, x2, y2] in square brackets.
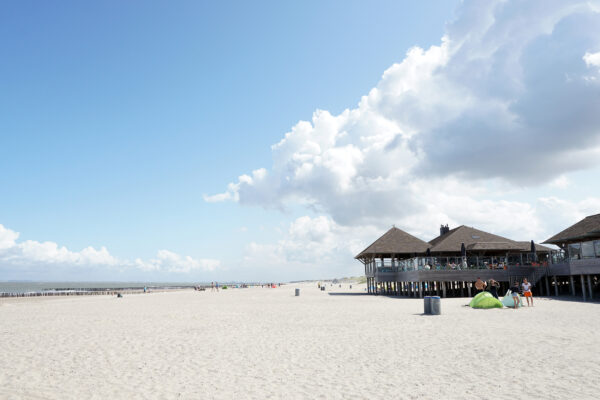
[440, 224, 450, 236]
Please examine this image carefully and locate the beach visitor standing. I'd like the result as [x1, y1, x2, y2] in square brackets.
[216, 282, 219, 292]
[474, 277, 487, 295]
[211, 282, 215, 292]
[522, 278, 533, 307]
[510, 281, 521, 309]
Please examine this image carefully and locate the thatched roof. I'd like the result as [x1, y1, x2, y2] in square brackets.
[428, 226, 514, 252]
[543, 213, 600, 245]
[429, 225, 549, 253]
[355, 227, 430, 259]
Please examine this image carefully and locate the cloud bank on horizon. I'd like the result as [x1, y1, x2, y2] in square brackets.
[0, 224, 220, 280]
[207, 0, 600, 243]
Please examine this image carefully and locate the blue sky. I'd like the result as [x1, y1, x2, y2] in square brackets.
[1, 0, 600, 282]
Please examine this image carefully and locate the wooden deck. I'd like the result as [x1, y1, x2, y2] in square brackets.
[365, 260, 600, 301]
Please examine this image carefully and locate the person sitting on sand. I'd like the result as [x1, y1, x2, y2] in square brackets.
[474, 277, 487, 294]
[510, 282, 521, 309]
[521, 278, 533, 307]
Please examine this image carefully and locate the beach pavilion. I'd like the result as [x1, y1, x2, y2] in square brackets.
[357, 224, 554, 297]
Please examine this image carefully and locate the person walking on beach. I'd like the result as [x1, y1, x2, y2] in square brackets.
[521, 278, 533, 307]
[488, 279, 500, 299]
[211, 282, 215, 292]
[510, 281, 521, 309]
[474, 277, 487, 295]
[215, 282, 219, 292]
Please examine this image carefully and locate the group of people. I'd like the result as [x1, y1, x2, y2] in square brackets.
[474, 277, 534, 308]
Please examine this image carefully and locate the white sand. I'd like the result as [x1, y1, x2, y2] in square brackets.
[1, 283, 599, 399]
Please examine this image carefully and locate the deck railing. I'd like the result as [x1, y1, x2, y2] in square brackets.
[376, 262, 548, 274]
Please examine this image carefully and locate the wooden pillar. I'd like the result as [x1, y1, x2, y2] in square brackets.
[467, 282, 472, 297]
[545, 276, 550, 296]
[419, 281, 423, 298]
[588, 275, 593, 300]
[460, 281, 465, 297]
[442, 281, 447, 298]
[581, 275, 587, 301]
[436, 282, 440, 296]
[553, 276, 558, 297]
[570, 276, 575, 296]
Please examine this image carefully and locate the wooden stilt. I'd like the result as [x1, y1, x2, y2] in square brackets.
[467, 282, 472, 297]
[581, 275, 587, 301]
[570, 276, 575, 296]
[545, 276, 550, 296]
[588, 275, 593, 300]
[553, 276, 558, 297]
[442, 281, 447, 298]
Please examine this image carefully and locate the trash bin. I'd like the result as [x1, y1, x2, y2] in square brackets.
[430, 296, 441, 315]
[321, 286, 325, 291]
[424, 296, 432, 314]
[295, 288, 300, 296]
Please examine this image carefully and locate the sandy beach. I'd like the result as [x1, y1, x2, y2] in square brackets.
[1, 283, 599, 399]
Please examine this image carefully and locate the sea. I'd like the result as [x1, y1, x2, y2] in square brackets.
[0, 281, 204, 295]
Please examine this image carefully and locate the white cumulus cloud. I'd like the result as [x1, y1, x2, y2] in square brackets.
[0, 224, 220, 279]
[207, 0, 600, 232]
